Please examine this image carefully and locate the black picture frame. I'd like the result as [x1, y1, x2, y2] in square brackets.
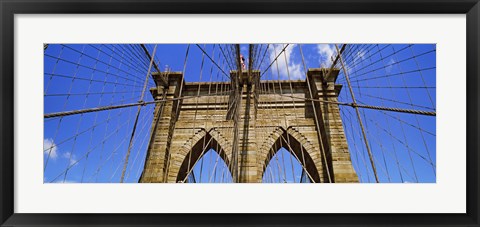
[1, 0, 479, 226]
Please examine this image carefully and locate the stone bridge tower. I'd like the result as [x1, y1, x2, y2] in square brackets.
[139, 68, 358, 183]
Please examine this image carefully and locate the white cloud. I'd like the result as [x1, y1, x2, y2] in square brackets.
[43, 138, 58, 160]
[386, 58, 396, 73]
[268, 44, 304, 80]
[356, 49, 366, 62]
[63, 151, 78, 166]
[315, 46, 369, 77]
[348, 49, 367, 73]
[240, 45, 247, 52]
[43, 138, 80, 166]
[339, 48, 367, 75]
[316, 44, 336, 68]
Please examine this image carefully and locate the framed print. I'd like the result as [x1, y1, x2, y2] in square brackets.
[1, 0, 479, 226]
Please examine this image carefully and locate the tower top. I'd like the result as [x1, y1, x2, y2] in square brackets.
[307, 68, 341, 83]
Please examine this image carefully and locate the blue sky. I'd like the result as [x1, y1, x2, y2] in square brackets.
[44, 44, 436, 183]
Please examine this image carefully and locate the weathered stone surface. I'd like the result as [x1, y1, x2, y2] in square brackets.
[139, 69, 359, 183]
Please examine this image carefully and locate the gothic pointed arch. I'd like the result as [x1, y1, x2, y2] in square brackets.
[171, 128, 233, 183]
[258, 127, 323, 183]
